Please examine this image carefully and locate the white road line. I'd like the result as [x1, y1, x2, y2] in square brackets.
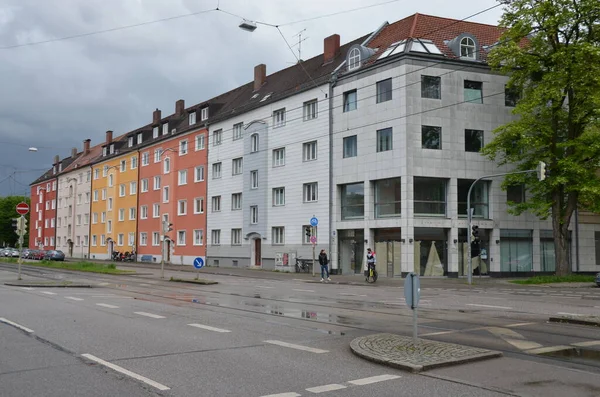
[339, 293, 356, 296]
[257, 286, 274, 289]
[557, 312, 583, 316]
[81, 354, 169, 391]
[306, 384, 346, 393]
[486, 327, 543, 350]
[264, 340, 328, 354]
[571, 341, 600, 347]
[505, 323, 536, 328]
[134, 312, 165, 319]
[292, 289, 315, 293]
[96, 303, 119, 309]
[260, 393, 301, 397]
[0, 317, 34, 333]
[40, 291, 56, 295]
[466, 304, 512, 310]
[348, 374, 402, 385]
[420, 330, 459, 337]
[65, 297, 84, 301]
[188, 323, 231, 333]
[21, 287, 34, 290]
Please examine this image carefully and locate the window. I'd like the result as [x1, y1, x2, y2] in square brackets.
[212, 163, 222, 179]
[103, 165, 108, 177]
[213, 129, 222, 146]
[414, 177, 446, 216]
[152, 232, 160, 246]
[131, 156, 138, 169]
[376, 128, 393, 152]
[233, 123, 243, 140]
[194, 197, 204, 214]
[140, 205, 148, 219]
[154, 148, 162, 163]
[507, 184, 525, 204]
[421, 75, 441, 99]
[232, 158, 243, 175]
[193, 230, 203, 246]
[273, 108, 286, 127]
[179, 140, 188, 155]
[195, 134, 205, 150]
[120, 160, 126, 172]
[465, 129, 484, 152]
[178, 200, 187, 215]
[464, 80, 483, 103]
[272, 187, 285, 206]
[178, 170, 188, 185]
[94, 168, 100, 179]
[189, 111, 196, 125]
[211, 230, 221, 245]
[163, 157, 170, 174]
[374, 178, 401, 218]
[84, 214, 89, 225]
[348, 47, 361, 70]
[153, 203, 160, 218]
[251, 134, 259, 153]
[118, 208, 125, 221]
[101, 212, 106, 223]
[108, 198, 113, 211]
[153, 126, 159, 139]
[304, 182, 318, 202]
[107, 220, 112, 233]
[341, 183, 364, 220]
[141, 178, 149, 192]
[303, 141, 317, 161]
[177, 231, 186, 246]
[119, 184, 126, 197]
[108, 174, 114, 187]
[273, 148, 285, 167]
[250, 206, 258, 224]
[137, 133, 143, 145]
[301, 99, 318, 121]
[76, 236, 81, 246]
[101, 235, 106, 246]
[129, 207, 136, 220]
[231, 193, 242, 210]
[343, 90, 357, 112]
[102, 189, 106, 200]
[77, 194, 82, 205]
[92, 213, 98, 224]
[92, 235, 97, 246]
[231, 229, 241, 245]
[422, 126, 442, 149]
[85, 192, 90, 203]
[76, 215, 82, 225]
[162, 123, 169, 135]
[505, 85, 520, 107]
[130, 181, 137, 195]
[212, 196, 221, 212]
[272, 227, 284, 245]
[193, 166, 205, 182]
[142, 152, 149, 166]
[460, 36, 476, 59]
[140, 232, 147, 246]
[201, 107, 209, 121]
[154, 176, 161, 190]
[376, 79, 392, 103]
[501, 229, 534, 272]
[250, 170, 258, 189]
[86, 171, 91, 182]
[163, 186, 169, 203]
[109, 144, 114, 154]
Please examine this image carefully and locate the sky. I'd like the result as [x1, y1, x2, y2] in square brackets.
[0, 0, 504, 197]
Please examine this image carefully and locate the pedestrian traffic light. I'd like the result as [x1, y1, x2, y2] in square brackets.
[544, 165, 551, 179]
[537, 161, 546, 181]
[11, 219, 17, 231]
[305, 227, 311, 238]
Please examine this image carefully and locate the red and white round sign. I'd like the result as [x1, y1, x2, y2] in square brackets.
[16, 202, 29, 215]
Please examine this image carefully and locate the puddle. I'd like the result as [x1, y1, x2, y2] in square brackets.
[542, 347, 600, 366]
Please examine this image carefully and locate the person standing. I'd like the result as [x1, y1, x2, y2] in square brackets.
[319, 249, 331, 282]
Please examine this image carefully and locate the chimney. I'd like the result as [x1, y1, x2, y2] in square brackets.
[175, 99, 185, 116]
[53, 155, 59, 165]
[105, 130, 113, 144]
[71, 147, 77, 158]
[323, 34, 341, 64]
[153, 108, 161, 124]
[83, 139, 91, 155]
[254, 64, 266, 91]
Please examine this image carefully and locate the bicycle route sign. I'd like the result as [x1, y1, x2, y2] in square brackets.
[310, 217, 318, 227]
[193, 257, 205, 269]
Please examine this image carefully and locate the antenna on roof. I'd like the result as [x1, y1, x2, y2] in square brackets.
[291, 28, 308, 62]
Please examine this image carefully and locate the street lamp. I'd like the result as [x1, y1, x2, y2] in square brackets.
[29, 147, 38, 152]
[239, 19, 257, 32]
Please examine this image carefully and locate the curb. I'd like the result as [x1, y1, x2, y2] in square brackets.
[4, 282, 92, 288]
[548, 316, 600, 327]
[169, 279, 219, 285]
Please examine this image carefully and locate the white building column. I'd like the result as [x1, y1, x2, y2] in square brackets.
[448, 227, 459, 276]
[532, 227, 541, 273]
[490, 228, 501, 273]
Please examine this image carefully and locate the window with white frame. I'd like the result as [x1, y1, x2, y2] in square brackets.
[130, 181, 137, 195]
[178, 199, 187, 215]
[177, 230, 186, 246]
[343, 89, 357, 112]
[250, 206, 258, 224]
[304, 182, 318, 202]
[94, 168, 100, 179]
[194, 197, 204, 214]
[131, 156, 138, 169]
[195, 134, 205, 151]
[250, 170, 258, 189]
[142, 152, 150, 166]
[273, 148, 285, 167]
[179, 140, 188, 155]
[120, 160, 126, 172]
[213, 129, 222, 146]
[108, 198, 113, 210]
[189, 111, 196, 125]
[101, 212, 106, 223]
[163, 157, 171, 173]
[129, 207, 136, 220]
[273, 108, 286, 127]
[76, 215, 81, 226]
[109, 144, 115, 154]
[118, 234, 124, 246]
[92, 213, 98, 224]
[232, 158, 243, 175]
[195, 166, 205, 182]
[193, 230, 203, 245]
[250, 134, 259, 153]
[460, 36, 476, 59]
[233, 123, 243, 140]
[152, 232, 160, 246]
[154, 148, 162, 163]
[162, 123, 168, 135]
[84, 214, 89, 225]
[303, 141, 317, 161]
[163, 186, 169, 203]
[107, 220, 112, 233]
[141, 178, 149, 192]
[211, 230, 221, 245]
[85, 192, 90, 203]
[118, 208, 125, 221]
[92, 235, 98, 246]
[108, 174, 114, 187]
[231, 193, 242, 210]
[103, 165, 108, 177]
[119, 184, 126, 197]
[153, 203, 160, 218]
[272, 227, 284, 245]
[178, 169, 188, 185]
[153, 126, 159, 139]
[212, 163, 222, 179]
[128, 232, 134, 246]
[303, 99, 318, 120]
[140, 232, 147, 246]
[231, 229, 241, 245]
[140, 205, 148, 219]
[348, 47, 361, 70]
[137, 132, 143, 145]
[273, 187, 285, 206]
[154, 176, 161, 190]
[101, 234, 106, 246]
[212, 196, 221, 212]
[102, 188, 106, 200]
[201, 107, 209, 121]
[77, 194, 82, 205]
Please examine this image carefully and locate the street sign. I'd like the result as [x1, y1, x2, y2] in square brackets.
[310, 236, 317, 244]
[16, 202, 29, 216]
[310, 217, 318, 227]
[404, 272, 421, 309]
[193, 257, 205, 269]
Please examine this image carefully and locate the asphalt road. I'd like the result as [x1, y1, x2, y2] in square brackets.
[1, 261, 600, 397]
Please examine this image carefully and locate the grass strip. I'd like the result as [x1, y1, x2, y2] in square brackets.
[511, 274, 595, 284]
[12, 260, 134, 275]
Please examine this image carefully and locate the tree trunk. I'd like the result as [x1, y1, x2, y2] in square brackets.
[554, 224, 570, 276]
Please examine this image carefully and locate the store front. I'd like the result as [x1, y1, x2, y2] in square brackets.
[338, 229, 364, 275]
[414, 227, 448, 276]
[500, 229, 533, 274]
[374, 228, 402, 277]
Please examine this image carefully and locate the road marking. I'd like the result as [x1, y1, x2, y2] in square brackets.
[21, 287, 34, 290]
[260, 393, 301, 397]
[188, 323, 231, 333]
[81, 354, 169, 391]
[486, 327, 543, 350]
[557, 312, 583, 316]
[526, 345, 572, 355]
[420, 330, 459, 336]
[0, 317, 34, 333]
[65, 297, 84, 301]
[571, 341, 600, 347]
[466, 304, 512, 310]
[306, 384, 346, 393]
[339, 293, 357, 296]
[348, 374, 402, 385]
[96, 303, 119, 309]
[40, 291, 56, 295]
[505, 323, 536, 327]
[293, 289, 315, 293]
[134, 312, 165, 319]
[257, 286, 274, 289]
[264, 340, 328, 354]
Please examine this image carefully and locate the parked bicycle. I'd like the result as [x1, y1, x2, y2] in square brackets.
[295, 257, 312, 273]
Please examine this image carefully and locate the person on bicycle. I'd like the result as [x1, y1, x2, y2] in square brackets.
[318, 249, 331, 282]
[366, 248, 376, 281]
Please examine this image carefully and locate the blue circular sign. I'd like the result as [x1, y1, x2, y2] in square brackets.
[310, 217, 318, 227]
[193, 257, 205, 269]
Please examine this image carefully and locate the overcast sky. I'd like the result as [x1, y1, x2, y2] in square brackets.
[0, 0, 503, 196]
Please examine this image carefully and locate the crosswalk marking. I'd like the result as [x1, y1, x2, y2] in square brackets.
[264, 340, 328, 354]
[348, 374, 402, 385]
[40, 291, 56, 295]
[486, 327, 543, 350]
[188, 324, 231, 333]
[134, 312, 165, 319]
[96, 303, 119, 309]
[306, 384, 346, 393]
[65, 297, 84, 301]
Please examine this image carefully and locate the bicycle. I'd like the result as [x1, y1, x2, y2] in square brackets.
[295, 257, 311, 273]
[365, 263, 378, 283]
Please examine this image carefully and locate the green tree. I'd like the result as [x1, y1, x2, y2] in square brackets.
[483, 0, 600, 275]
[0, 196, 30, 248]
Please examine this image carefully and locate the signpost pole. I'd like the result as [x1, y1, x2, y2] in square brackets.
[404, 272, 420, 345]
[412, 274, 418, 344]
[312, 232, 316, 277]
[309, 216, 318, 277]
[17, 216, 24, 281]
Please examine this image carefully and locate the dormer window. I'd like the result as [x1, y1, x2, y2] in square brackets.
[162, 123, 169, 135]
[58, 163, 62, 172]
[189, 111, 196, 125]
[137, 133, 143, 144]
[460, 37, 476, 59]
[153, 126, 159, 139]
[102, 147, 107, 156]
[128, 137, 134, 147]
[348, 48, 361, 70]
[109, 144, 114, 154]
[201, 107, 209, 121]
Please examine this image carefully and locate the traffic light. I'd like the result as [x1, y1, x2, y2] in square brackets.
[162, 221, 173, 234]
[305, 226, 311, 238]
[537, 161, 547, 181]
[11, 218, 18, 231]
[471, 225, 479, 240]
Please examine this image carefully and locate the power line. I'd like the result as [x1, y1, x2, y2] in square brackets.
[278, 0, 403, 26]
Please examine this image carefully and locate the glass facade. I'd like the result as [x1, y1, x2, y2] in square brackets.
[341, 183, 364, 220]
[374, 178, 401, 218]
[414, 228, 447, 276]
[457, 179, 489, 219]
[414, 177, 446, 216]
[500, 229, 533, 272]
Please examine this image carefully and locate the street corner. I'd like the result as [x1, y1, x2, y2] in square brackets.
[349, 333, 502, 374]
